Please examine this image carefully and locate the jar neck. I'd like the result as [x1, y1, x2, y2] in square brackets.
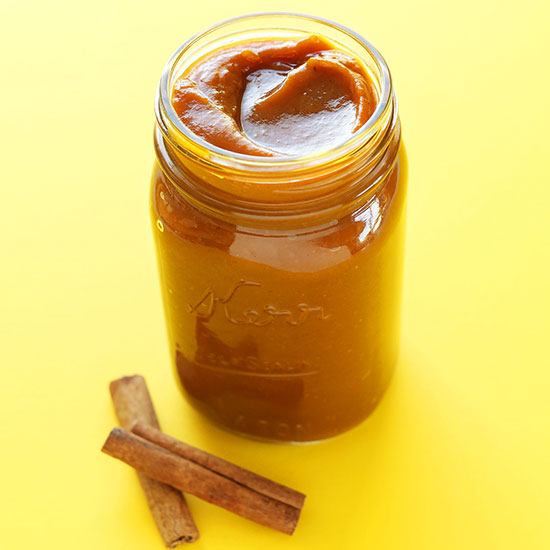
[153, 13, 401, 229]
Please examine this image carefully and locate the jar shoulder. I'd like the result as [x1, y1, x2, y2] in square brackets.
[151, 154, 406, 274]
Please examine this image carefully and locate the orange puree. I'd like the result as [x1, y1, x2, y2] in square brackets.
[152, 22, 407, 442]
[171, 36, 377, 156]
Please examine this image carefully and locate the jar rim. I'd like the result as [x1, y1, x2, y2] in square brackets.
[156, 11, 394, 171]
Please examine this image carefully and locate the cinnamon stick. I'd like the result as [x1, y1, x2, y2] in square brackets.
[109, 376, 199, 546]
[102, 427, 302, 535]
[131, 421, 306, 510]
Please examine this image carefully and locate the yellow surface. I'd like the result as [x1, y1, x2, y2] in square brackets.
[1, 1, 549, 548]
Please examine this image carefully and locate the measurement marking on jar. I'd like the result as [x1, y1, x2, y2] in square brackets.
[188, 280, 331, 326]
[194, 362, 319, 377]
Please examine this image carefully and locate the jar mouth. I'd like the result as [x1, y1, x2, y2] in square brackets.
[156, 12, 393, 171]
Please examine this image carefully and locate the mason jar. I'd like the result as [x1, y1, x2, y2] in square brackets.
[151, 13, 408, 442]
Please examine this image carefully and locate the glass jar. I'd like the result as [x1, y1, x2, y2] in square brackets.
[151, 13, 407, 442]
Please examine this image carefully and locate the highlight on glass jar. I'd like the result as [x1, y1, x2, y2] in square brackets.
[151, 13, 407, 442]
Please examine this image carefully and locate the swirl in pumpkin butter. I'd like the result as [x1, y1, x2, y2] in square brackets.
[171, 36, 378, 156]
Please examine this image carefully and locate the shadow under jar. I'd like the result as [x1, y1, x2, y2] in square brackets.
[151, 13, 408, 442]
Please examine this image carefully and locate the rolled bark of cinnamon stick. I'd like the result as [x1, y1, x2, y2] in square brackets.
[109, 376, 199, 546]
[131, 421, 306, 510]
[102, 427, 302, 535]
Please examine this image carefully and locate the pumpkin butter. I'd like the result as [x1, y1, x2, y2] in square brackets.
[151, 15, 407, 442]
[171, 35, 377, 157]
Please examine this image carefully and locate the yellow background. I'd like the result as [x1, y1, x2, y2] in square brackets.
[1, 1, 549, 548]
